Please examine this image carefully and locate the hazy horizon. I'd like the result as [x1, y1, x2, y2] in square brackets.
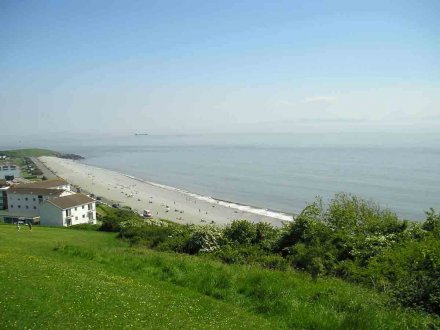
[1, 1, 439, 135]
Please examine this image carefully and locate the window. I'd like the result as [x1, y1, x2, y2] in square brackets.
[26, 206, 29, 209]
[82, 205, 85, 209]
[82, 214, 85, 218]
[18, 198, 21, 201]
[33, 206, 36, 210]
[33, 198, 36, 202]
[10, 205, 13, 208]
[75, 216, 78, 220]
[75, 207, 77, 211]
[18, 205, 21, 209]
[25, 197, 28, 201]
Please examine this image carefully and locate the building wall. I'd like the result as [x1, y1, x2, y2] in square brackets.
[7, 191, 72, 215]
[0, 166, 19, 179]
[40, 201, 96, 227]
[40, 203, 64, 226]
[0, 188, 8, 210]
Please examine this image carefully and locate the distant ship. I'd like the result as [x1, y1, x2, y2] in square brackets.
[134, 133, 149, 136]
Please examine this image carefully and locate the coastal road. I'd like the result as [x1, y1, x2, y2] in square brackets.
[30, 157, 58, 180]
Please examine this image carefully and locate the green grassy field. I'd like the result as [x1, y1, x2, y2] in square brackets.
[0, 224, 437, 329]
[0, 148, 59, 158]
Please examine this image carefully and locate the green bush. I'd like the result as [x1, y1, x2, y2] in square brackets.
[224, 220, 257, 245]
[184, 225, 225, 254]
[94, 201, 440, 315]
[99, 209, 139, 232]
[366, 235, 440, 314]
[67, 223, 100, 231]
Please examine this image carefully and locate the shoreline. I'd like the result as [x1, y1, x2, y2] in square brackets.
[39, 156, 293, 226]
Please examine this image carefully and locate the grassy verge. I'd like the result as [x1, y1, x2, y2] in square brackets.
[0, 224, 437, 329]
[0, 148, 59, 158]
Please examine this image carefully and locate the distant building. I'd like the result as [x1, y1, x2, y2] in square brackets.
[15, 178, 71, 191]
[2, 178, 96, 227]
[7, 187, 71, 215]
[40, 193, 96, 226]
[0, 163, 19, 180]
[6, 178, 72, 213]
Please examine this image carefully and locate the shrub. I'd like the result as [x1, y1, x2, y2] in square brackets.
[422, 208, 440, 236]
[99, 209, 139, 232]
[224, 220, 257, 245]
[184, 225, 224, 254]
[366, 236, 440, 314]
[67, 223, 100, 231]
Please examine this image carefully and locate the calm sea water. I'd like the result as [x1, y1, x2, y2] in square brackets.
[2, 132, 439, 220]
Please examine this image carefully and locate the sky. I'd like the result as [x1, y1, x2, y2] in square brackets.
[0, 0, 439, 135]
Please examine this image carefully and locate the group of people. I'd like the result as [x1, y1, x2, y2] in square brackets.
[16, 220, 32, 231]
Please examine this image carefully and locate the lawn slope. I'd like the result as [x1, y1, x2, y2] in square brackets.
[0, 226, 274, 329]
[0, 225, 437, 329]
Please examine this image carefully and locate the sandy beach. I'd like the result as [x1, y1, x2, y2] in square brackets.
[39, 156, 292, 226]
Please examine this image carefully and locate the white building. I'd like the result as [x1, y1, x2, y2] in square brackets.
[16, 179, 71, 191]
[7, 187, 72, 215]
[6, 179, 72, 215]
[40, 193, 96, 227]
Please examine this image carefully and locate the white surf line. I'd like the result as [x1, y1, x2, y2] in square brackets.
[123, 174, 293, 222]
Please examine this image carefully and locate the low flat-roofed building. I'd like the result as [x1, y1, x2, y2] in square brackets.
[7, 187, 72, 215]
[14, 179, 70, 191]
[0, 210, 40, 225]
[0, 163, 19, 180]
[40, 193, 96, 227]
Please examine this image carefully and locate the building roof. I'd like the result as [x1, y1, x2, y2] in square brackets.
[8, 187, 65, 197]
[13, 179, 68, 189]
[46, 193, 95, 210]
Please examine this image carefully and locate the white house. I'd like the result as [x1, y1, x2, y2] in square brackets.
[40, 193, 96, 227]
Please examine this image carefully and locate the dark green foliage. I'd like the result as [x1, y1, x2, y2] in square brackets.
[366, 236, 440, 314]
[422, 208, 440, 236]
[99, 208, 140, 232]
[210, 245, 289, 271]
[224, 220, 257, 245]
[67, 223, 100, 231]
[275, 194, 440, 315]
[95, 201, 440, 316]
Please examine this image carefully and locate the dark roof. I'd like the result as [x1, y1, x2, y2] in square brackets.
[46, 193, 95, 209]
[8, 187, 65, 197]
[13, 179, 68, 189]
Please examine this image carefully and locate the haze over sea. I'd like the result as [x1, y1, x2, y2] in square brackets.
[1, 132, 439, 221]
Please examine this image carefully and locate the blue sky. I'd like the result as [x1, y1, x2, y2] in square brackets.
[0, 0, 439, 134]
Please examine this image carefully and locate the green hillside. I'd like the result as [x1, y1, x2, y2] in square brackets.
[0, 148, 59, 158]
[0, 224, 437, 329]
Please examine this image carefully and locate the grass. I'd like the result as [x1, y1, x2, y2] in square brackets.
[0, 224, 438, 329]
[0, 148, 59, 158]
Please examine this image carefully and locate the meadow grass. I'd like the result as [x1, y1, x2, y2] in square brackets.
[0, 224, 438, 329]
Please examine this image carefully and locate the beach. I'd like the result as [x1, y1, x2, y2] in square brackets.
[39, 156, 292, 226]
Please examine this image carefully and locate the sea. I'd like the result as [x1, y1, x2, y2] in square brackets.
[1, 132, 439, 221]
